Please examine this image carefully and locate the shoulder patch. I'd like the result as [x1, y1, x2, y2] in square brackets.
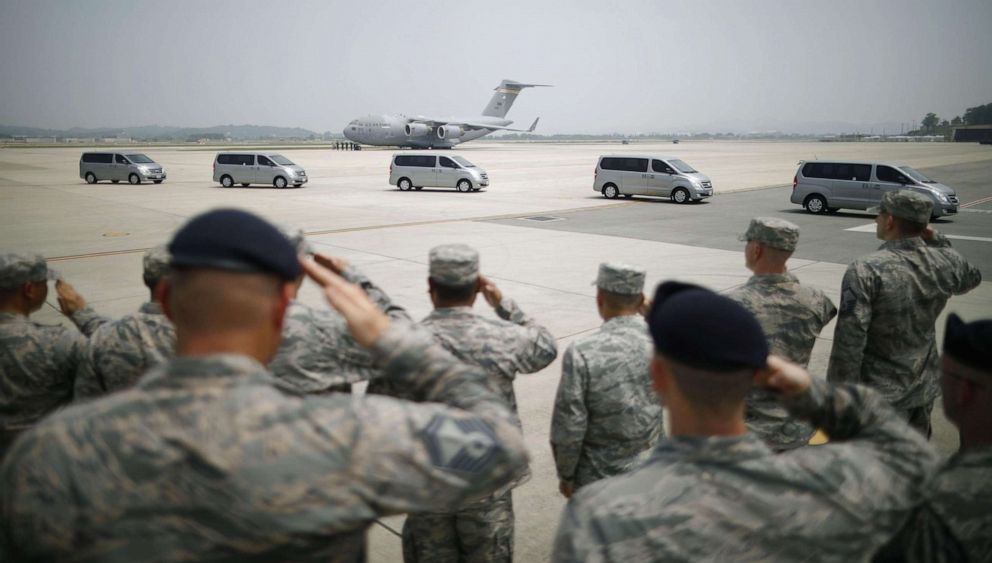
[423, 414, 499, 474]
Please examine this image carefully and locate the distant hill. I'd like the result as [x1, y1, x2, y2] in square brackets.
[0, 124, 321, 140]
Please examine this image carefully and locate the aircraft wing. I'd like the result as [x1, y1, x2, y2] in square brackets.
[407, 117, 540, 133]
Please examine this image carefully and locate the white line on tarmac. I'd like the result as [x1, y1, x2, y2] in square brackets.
[845, 223, 992, 242]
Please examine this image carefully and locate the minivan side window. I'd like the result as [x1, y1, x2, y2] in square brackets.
[82, 153, 113, 163]
[876, 165, 909, 184]
[395, 156, 413, 166]
[115, 154, 129, 164]
[417, 155, 436, 167]
[218, 154, 253, 165]
[652, 160, 674, 174]
[623, 158, 648, 172]
[600, 158, 623, 171]
[258, 155, 274, 167]
[439, 156, 459, 169]
[803, 162, 871, 182]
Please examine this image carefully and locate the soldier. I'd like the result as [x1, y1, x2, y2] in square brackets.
[0, 209, 529, 561]
[73, 245, 176, 400]
[553, 281, 939, 562]
[550, 262, 663, 497]
[876, 313, 992, 562]
[399, 244, 558, 563]
[0, 253, 102, 457]
[729, 217, 837, 451]
[828, 190, 982, 436]
[269, 226, 411, 394]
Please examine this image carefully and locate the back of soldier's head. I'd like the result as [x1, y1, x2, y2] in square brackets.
[167, 209, 300, 334]
[942, 314, 992, 421]
[594, 262, 645, 312]
[648, 282, 768, 410]
[142, 245, 171, 291]
[428, 244, 479, 304]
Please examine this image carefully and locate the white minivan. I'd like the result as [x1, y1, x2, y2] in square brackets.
[213, 153, 307, 188]
[80, 152, 166, 185]
[388, 153, 488, 192]
[594, 155, 713, 203]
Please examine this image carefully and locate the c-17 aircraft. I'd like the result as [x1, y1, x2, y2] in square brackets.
[342, 79, 550, 149]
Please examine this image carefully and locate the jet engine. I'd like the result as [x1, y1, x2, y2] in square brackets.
[436, 125, 464, 139]
[404, 123, 431, 137]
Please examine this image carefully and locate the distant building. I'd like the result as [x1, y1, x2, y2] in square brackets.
[953, 125, 992, 143]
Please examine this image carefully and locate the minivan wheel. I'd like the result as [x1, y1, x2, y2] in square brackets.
[457, 179, 472, 192]
[672, 188, 690, 204]
[804, 194, 828, 214]
[221, 175, 234, 188]
[129, 173, 141, 185]
[274, 176, 288, 189]
[85, 172, 97, 184]
[602, 184, 619, 199]
[398, 178, 412, 191]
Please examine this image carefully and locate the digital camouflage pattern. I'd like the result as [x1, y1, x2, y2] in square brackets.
[877, 446, 992, 563]
[739, 217, 800, 252]
[594, 263, 646, 295]
[729, 273, 837, 450]
[868, 190, 934, 224]
[402, 490, 514, 563]
[0, 312, 85, 454]
[430, 244, 480, 286]
[0, 253, 57, 290]
[269, 266, 412, 393]
[553, 380, 940, 562]
[68, 305, 111, 337]
[0, 323, 529, 562]
[828, 234, 982, 411]
[390, 297, 556, 563]
[550, 315, 663, 488]
[74, 302, 176, 400]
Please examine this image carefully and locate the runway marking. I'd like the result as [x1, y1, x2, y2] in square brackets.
[845, 223, 992, 242]
[961, 195, 992, 208]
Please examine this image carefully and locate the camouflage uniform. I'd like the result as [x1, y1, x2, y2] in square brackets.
[0, 254, 99, 455]
[553, 379, 940, 562]
[0, 323, 529, 562]
[729, 218, 837, 450]
[551, 263, 663, 490]
[269, 265, 412, 394]
[400, 244, 558, 563]
[828, 233, 980, 428]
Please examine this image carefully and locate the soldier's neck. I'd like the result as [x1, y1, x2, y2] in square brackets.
[0, 299, 31, 317]
[175, 332, 274, 364]
[667, 403, 748, 438]
[601, 310, 639, 322]
[749, 262, 787, 276]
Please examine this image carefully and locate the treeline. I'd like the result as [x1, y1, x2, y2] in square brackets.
[915, 101, 992, 136]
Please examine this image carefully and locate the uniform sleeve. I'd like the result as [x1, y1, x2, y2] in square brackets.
[552, 495, 603, 563]
[69, 306, 111, 337]
[550, 344, 589, 482]
[346, 324, 529, 514]
[342, 266, 413, 325]
[494, 297, 558, 374]
[820, 294, 838, 327]
[73, 339, 106, 401]
[926, 234, 982, 294]
[827, 264, 873, 384]
[874, 505, 966, 563]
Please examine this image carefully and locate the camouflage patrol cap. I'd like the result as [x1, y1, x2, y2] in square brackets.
[278, 224, 314, 257]
[142, 245, 171, 288]
[648, 281, 768, 372]
[868, 190, 933, 224]
[429, 244, 479, 286]
[0, 253, 59, 292]
[593, 262, 646, 295]
[168, 209, 301, 280]
[739, 217, 800, 252]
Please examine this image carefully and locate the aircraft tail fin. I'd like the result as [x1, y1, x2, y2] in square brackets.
[482, 79, 551, 118]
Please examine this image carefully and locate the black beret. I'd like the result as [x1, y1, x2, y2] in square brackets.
[648, 281, 768, 372]
[168, 209, 300, 280]
[944, 313, 992, 372]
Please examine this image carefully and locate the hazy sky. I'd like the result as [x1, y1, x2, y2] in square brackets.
[2, 0, 990, 134]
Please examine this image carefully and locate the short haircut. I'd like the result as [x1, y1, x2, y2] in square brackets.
[893, 216, 928, 236]
[169, 268, 282, 334]
[665, 356, 754, 413]
[431, 279, 477, 302]
[600, 289, 642, 311]
[757, 244, 793, 263]
[143, 273, 164, 291]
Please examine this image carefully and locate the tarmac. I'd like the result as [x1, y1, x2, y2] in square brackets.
[1, 140, 990, 561]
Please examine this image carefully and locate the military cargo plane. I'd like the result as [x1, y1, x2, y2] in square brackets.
[343, 79, 550, 148]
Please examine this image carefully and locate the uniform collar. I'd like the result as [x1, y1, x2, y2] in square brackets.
[652, 433, 772, 465]
[603, 314, 645, 328]
[139, 301, 164, 315]
[880, 237, 925, 251]
[0, 311, 27, 323]
[426, 306, 476, 319]
[137, 353, 272, 389]
[746, 272, 797, 285]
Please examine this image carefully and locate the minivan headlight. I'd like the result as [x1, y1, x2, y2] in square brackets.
[935, 192, 949, 203]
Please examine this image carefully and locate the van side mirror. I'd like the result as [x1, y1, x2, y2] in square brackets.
[665, 169, 675, 175]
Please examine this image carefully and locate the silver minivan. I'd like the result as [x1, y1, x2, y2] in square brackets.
[389, 153, 489, 192]
[790, 160, 958, 218]
[594, 155, 713, 203]
[213, 153, 308, 188]
[80, 152, 166, 185]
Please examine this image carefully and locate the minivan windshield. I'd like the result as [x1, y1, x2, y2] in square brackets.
[669, 159, 698, 173]
[899, 166, 934, 183]
[269, 155, 294, 166]
[125, 154, 153, 163]
[452, 156, 475, 168]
